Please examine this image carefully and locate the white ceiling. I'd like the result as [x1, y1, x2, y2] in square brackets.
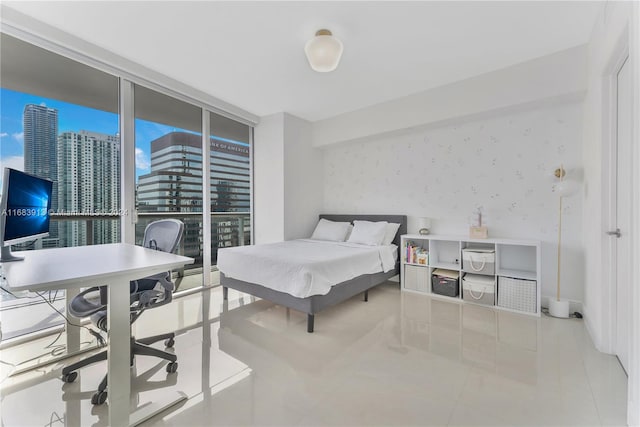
[4, 1, 602, 122]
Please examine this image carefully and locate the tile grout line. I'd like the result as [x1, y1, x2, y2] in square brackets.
[577, 324, 607, 427]
[445, 364, 473, 426]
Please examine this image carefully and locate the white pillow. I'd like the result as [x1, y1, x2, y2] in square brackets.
[381, 222, 401, 245]
[347, 220, 388, 246]
[310, 219, 351, 242]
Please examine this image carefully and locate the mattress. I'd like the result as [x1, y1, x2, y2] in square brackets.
[217, 239, 398, 298]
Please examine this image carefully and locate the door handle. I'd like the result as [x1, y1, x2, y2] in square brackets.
[606, 228, 621, 238]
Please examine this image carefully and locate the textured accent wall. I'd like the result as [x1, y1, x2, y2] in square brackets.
[323, 102, 583, 302]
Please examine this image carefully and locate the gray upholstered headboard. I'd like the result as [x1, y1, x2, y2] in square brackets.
[318, 214, 408, 251]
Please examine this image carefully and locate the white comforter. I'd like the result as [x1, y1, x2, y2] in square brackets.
[217, 239, 397, 298]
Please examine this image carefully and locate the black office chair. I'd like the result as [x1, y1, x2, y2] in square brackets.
[61, 219, 185, 405]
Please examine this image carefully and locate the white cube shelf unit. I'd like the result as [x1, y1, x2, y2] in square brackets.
[401, 234, 542, 316]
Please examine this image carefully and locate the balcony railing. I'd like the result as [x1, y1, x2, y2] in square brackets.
[0, 212, 251, 341]
[45, 211, 251, 266]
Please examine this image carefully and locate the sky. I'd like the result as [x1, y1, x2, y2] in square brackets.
[0, 88, 189, 182]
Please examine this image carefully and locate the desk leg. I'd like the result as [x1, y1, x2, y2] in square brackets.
[107, 279, 131, 427]
[65, 288, 81, 353]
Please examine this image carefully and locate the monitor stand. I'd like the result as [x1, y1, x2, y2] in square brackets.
[0, 245, 24, 262]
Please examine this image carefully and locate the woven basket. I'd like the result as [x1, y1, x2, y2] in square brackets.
[497, 276, 536, 313]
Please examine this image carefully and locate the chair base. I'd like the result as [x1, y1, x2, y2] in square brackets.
[62, 332, 177, 405]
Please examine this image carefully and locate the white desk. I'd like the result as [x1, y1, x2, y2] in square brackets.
[1, 243, 194, 426]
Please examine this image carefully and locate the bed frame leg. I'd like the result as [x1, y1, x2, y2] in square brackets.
[307, 314, 314, 333]
[223, 286, 228, 301]
[364, 290, 369, 302]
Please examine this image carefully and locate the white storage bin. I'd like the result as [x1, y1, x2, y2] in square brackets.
[404, 265, 429, 292]
[462, 273, 495, 306]
[462, 248, 495, 276]
[498, 276, 537, 313]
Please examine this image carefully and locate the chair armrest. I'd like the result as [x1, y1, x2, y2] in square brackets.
[136, 274, 174, 309]
[68, 287, 107, 318]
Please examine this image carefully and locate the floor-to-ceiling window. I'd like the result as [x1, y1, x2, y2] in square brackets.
[134, 85, 204, 292]
[0, 31, 254, 352]
[209, 112, 252, 285]
[0, 34, 119, 341]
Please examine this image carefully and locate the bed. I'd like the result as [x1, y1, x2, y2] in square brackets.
[219, 214, 407, 332]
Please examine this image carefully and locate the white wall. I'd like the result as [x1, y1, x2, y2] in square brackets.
[283, 114, 324, 240]
[254, 113, 323, 244]
[312, 45, 587, 148]
[580, 3, 640, 424]
[630, 4, 640, 425]
[581, 0, 633, 353]
[254, 113, 285, 243]
[323, 102, 584, 304]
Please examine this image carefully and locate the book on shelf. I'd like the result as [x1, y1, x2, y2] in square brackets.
[405, 241, 428, 265]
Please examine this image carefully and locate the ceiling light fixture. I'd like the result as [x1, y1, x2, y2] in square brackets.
[304, 29, 343, 73]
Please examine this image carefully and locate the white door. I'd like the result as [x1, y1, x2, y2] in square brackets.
[614, 55, 631, 374]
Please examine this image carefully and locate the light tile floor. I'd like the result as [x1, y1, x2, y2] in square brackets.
[0, 282, 628, 426]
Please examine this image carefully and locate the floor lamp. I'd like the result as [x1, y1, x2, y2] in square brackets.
[549, 165, 578, 318]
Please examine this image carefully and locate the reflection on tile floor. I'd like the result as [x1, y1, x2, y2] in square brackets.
[0, 282, 628, 426]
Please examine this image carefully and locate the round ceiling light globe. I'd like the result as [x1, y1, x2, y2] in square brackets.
[305, 30, 344, 73]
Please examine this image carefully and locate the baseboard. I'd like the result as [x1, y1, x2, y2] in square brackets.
[540, 295, 583, 315]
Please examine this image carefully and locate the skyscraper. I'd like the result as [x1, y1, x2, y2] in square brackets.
[57, 130, 120, 247]
[23, 104, 59, 248]
[23, 104, 58, 185]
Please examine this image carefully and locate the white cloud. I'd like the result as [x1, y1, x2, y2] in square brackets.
[0, 133, 8, 138]
[12, 132, 23, 143]
[1, 156, 24, 171]
[135, 148, 150, 171]
[0, 156, 24, 189]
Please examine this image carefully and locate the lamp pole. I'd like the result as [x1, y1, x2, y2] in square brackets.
[557, 194, 563, 302]
[550, 165, 572, 318]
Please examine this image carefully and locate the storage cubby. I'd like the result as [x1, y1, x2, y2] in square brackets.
[403, 264, 430, 292]
[403, 238, 428, 265]
[462, 241, 495, 251]
[400, 234, 541, 316]
[461, 241, 496, 276]
[496, 243, 537, 280]
[428, 240, 461, 270]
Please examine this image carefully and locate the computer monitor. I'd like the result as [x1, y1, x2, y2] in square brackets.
[0, 168, 53, 262]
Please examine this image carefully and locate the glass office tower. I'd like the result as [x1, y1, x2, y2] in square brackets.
[24, 104, 58, 185]
[137, 131, 250, 262]
[23, 104, 59, 248]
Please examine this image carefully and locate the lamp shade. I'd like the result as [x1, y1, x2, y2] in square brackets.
[552, 180, 580, 197]
[417, 217, 432, 235]
[304, 29, 343, 72]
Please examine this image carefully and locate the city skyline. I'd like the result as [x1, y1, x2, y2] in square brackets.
[4, 90, 251, 255]
[1, 88, 249, 184]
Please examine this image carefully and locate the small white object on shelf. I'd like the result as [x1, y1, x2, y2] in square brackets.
[417, 217, 432, 235]
[469, 207, 488, 239]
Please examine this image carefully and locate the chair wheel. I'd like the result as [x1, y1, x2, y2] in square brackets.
[166, 362, 178, 373]
[62, 372, 78, 383]
[91, 390, 108, 405]
[164, 338, 175, 348]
